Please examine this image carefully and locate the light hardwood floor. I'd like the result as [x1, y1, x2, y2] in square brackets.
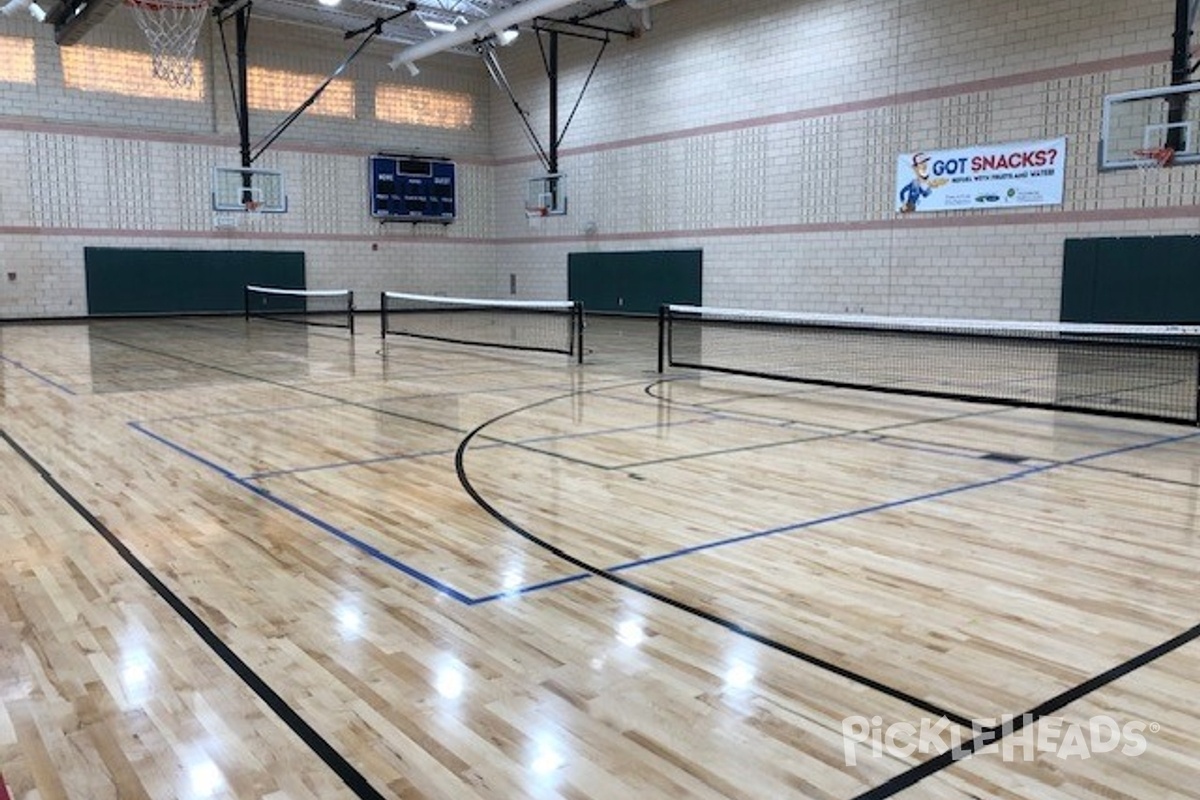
[1, 315, 1198, 799]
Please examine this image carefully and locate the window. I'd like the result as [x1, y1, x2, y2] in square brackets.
[248, 67, 355, 118]
[0, 36, 35, 85]
[61, 46, 204, 100]
[375, 85, 473, 129]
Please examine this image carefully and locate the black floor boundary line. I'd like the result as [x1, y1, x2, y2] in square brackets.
[452, 400, 978, 731]
[0, 428, 388, 800]
[853, 622, 1200, 799]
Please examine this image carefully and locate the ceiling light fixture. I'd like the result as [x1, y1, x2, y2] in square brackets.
[496, 24, 519, 46]
[317, 0, 341, 7]
[389, 0, 581, 73]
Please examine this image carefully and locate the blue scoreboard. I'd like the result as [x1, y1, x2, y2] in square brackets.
[369, 155, 456, 223]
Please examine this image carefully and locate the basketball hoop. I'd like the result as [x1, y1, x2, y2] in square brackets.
[243, 199, 262, 214]
[1132, 146, 1174, 186]
[524, 204, 549, 218]
[126, 0, 212, 88]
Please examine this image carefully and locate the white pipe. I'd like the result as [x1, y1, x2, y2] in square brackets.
[389, 0, 580, 71]
[623, 0, 671, 32]
[0, 0, 32, 17]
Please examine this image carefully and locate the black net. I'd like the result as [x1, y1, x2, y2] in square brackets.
[244, 286, 355, 333]
[661, 305, 1200, 424]
[381, 292, 583, 362]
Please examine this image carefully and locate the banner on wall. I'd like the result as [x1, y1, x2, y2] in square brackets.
[895, 137, 1066, 213]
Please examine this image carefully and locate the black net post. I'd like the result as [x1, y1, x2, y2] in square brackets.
[574, 301, 584, 365]
[379, 292, 387, 339]
[243, 285, 250, 322]
[657, 304, 668, 373]
[1194, 355, 1200, 425]
[348, 291, 355, 336]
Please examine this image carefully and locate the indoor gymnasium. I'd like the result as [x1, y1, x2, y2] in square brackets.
[1, 0, 1199, 798]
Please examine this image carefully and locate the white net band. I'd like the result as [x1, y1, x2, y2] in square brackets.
[665, 305, 1200, 338]
[383, 291, 575, 311]
[246, 285, 352, 298]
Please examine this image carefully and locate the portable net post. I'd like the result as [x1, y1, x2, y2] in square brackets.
[573, 301, 584, 365]
[658, 304, 1200, 425]
[127, 0, 213, 88]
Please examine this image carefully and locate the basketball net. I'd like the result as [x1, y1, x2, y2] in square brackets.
[127, 0, 212, 88]
[1132, 146, 1174, 187]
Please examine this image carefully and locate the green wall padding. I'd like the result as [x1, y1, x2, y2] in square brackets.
[85, 248, 305, 315]
[567, 250, 702, 315]
[1062, 236, 1200, 323]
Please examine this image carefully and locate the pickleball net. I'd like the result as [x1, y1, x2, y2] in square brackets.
[658, 304, 1200, 424]
[244, 285, 355, 333]
[381, 292, 584, 363]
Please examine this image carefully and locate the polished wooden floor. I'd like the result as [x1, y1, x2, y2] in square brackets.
[1, 315, 1198, 799]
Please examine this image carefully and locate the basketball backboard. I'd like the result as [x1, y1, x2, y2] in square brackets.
[212, 166, 288, 213]
[525, 173, 568, 217]
[1100, 81, 1200, 169]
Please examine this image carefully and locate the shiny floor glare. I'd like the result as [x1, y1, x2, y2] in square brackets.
[0, 314, 1197, 799]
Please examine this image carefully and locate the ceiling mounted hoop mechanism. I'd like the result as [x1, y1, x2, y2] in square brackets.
[126, 0, 213, 87]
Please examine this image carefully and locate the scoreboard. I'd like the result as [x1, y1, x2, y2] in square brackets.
[369, 155, 456, 223]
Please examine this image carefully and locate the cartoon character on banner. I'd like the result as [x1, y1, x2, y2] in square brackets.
[898, 152, 948, 213]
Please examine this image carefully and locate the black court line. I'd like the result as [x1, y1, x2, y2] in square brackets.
[854, 622, 1200, 799]
[0, 428, 389, 800]
[452, 397, 979, 730]
[458, 388, 1200, 794]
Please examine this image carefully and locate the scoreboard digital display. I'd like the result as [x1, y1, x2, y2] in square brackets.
[369, 155, 456, 223]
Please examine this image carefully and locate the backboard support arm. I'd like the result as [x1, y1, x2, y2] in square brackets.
[215, 1, 416, 166]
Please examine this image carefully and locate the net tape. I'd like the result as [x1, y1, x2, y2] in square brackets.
[246, 285, 352, 298]
[383, 291, 575, 311]
[662, 305, 1200, 424]
[665, 305, 1200, 338]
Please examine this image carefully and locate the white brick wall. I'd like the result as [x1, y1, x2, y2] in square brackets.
[2, 0, 1199, 319]
[492, 0, 1200, 317]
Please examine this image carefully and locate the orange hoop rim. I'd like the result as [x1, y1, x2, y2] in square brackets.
[1132, 146, 1175, 167]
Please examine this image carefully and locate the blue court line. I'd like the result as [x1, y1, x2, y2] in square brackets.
[129, 417, 1200, 608]
[602, 426, 1200, 573]
[140, 400, 346, 425]
[244, 444, 471, 480]
[492, 426, 1200, 601]
[241, 415, 712, 479]
[0, 354, 76, 395]
[600, 385, 842, 431]
[469, 571, 592, 603]
[513, 416, 711, 445]
[130, 421, 478, 604]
